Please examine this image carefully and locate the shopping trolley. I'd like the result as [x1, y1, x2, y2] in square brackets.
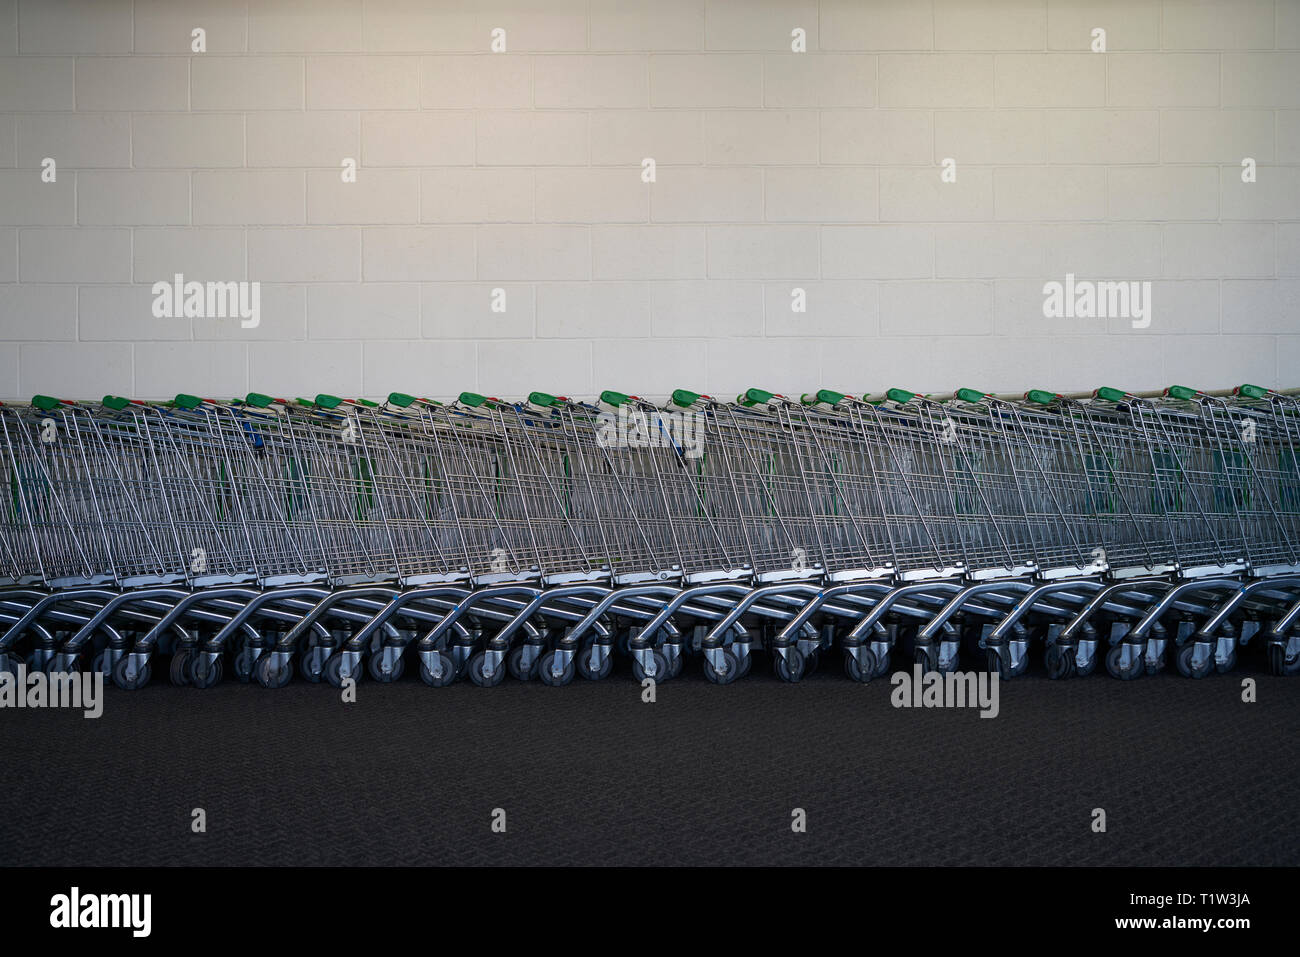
[3, 382, 1299, 689]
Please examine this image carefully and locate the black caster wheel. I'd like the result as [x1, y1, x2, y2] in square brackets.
[297, 649, 323, 683]
[536, 649, 575, 686]
[43, 653, 79, 676]
[631, 650, 669, 683]
[1045, 644, 1076, 680]
[802, 649, 820, 677]
[843, 648, 878, 682]
[0, 653, 20, 678]
[736, 650, 752, 678]
[254, 654, 292, 689]
[468, 650, 506, 687]
[419, 652, 458, 687]
[235, 645, 259, 682]
[507, 645, 539, 681]
[985, 647, 1010, 680]
[111, 656, 151, 690]
[702, 648, 740, 685]
[324, 653, 362, 688]
[577, 640, 614, 680]
[773, 648, 805, 683]
[1175, 643, 1212, 679]
[1106, 644, 1144, 680]
[188, 653, 223, 689]
[1215, 646, 1237, 674]
[368, 650, 405, 682]
[1267, 642, 1300, 676]
[169, 650, 190, 686]
[92, 649, 120, 681]
[873, 650, 891, 677]
[914, 645, 938, 674]
[453, 651, 475, 680]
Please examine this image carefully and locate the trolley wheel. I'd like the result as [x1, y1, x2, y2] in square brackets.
[85, 651, 109, 682]
[843, 648, 878, 683]
[577, 639, 614, 681]
[736, 649, 753, 678]
[773, 648, 806, 683]
[468, 650, 506, 687]
[1006, 644, 1031, 679]
[419, 652, 457, 687]
[1105, 644, 1143, 680]
[1175, 643, 1213, 679]
[170, 649, 191, 685]
[702, 648, 740, 685]
[188, 653, 223, 689]
[1144, 649, 1166, 675]
[536, 649, 575, 687]
[0, 653, 20, 678]
[1044, 644, 1076, 681]
[42, 653, 78, 676]
[802, 649, 820, 677]
[872, 650, 891, 677]
[914, 645, 938, 674]
[631, 650, 669, 683]
[1267, 642, 1300, 676]
[1215, 645, 1237, 674]
[507, 645, 539, 681]
[235, 645, 259, 682]
[666, 646, 684, 679]
[324, 653, 361, 688]
[254, 654, 292, 689]
[111, 656, 151, 691]
[368, 650, 405, 683]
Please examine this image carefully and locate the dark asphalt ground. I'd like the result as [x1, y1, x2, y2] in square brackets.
[1, 651, 1296, 867]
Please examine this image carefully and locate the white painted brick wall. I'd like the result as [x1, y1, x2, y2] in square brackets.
[134, 339, 248, 396]
[360, 226, 472, 281]
[2, 283, 75, 338]
[0, 0, 1295, 402]
[18, 0, 133, 54]
[133, 0, 246, 55]
[133, 227, 246, 282]
[17, 113, 130, 167]
[0, 228, 13, 282]
[77, 170, 190, 225]
[422, 282, 535, 338]
[0, 57, 72, 110]
[74, 56, 189, 111]
[0, 114, 14, 166]
[135, 113, 246, 168]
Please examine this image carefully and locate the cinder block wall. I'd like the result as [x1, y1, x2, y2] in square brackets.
[0, 0, 1297, 401]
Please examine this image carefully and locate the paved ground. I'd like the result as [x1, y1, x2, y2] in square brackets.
[1, 652, 1296, 867]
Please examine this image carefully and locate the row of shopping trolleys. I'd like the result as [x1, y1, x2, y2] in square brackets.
[1, 383, 1299, 687]
[4, 564, 1300, 688]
